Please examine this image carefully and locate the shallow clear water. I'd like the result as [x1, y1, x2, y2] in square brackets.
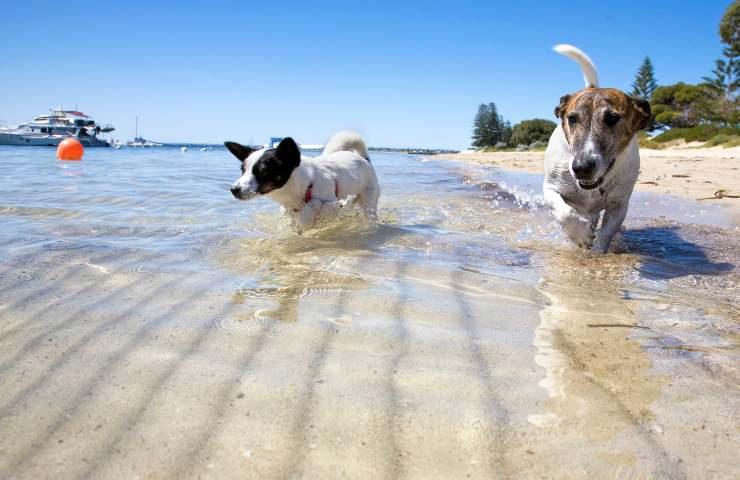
[0, 146, 737, 479]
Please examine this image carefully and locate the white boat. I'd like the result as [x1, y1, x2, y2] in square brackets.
[0, 109, 114, 147]
[299, 143, 324, 151]
[125, 116, 163, 147]
[127, 137, 163, 148]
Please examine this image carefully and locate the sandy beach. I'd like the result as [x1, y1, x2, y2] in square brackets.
[439, 146, 740, 223]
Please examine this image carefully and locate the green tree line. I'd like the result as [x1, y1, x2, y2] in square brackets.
[471, 1, 739, 149]
[623, 1, 738, 132]
[472, 104, 555, 150]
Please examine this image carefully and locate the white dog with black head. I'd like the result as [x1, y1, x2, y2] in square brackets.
[544, 45, 651, 253]
[227, 131, 380, 231]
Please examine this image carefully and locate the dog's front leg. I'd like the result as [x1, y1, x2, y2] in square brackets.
[317, 199, 344, 219]
[543, 187, 595, 249]
[296, 199, 322, 231]
[593, 201, 629, 253]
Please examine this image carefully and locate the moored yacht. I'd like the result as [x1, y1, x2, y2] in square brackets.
[0, 109, 114, 147]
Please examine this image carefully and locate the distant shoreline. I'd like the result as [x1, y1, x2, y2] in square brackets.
[107, 144, 461, 155]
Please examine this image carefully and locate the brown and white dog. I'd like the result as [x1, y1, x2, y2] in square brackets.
[543, 45, 651, 253]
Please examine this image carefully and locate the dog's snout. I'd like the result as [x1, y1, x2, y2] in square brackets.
[231, 183, 258, 200]
[572, 157, 597, 179]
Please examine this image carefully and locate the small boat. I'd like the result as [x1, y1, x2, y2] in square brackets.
[181, 146, 188, 152]
[299, 143, 324, 151]
[125, 117, 163, 147]
[127, 137, 163, 148]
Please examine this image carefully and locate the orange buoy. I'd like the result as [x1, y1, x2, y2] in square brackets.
[57, 138, 84, 161]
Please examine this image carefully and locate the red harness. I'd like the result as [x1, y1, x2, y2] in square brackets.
[303, 185, 313, 203]
[303, 181, 339, 204]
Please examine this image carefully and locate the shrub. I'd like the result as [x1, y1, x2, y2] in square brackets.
[705, 134, 740, 147]
[528, 140, 548, 150]
[509, 119, 556, 147]
[638, 132, 665, 149]
[705, 134, 732, 146]
[653, 125, 740, 143]
[651, 83, 717, 129]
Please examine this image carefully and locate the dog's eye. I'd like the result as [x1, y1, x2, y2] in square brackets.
[604, 111, 621, 127]
[567, 114, 578, 127]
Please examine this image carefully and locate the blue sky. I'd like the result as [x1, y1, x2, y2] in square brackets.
[0, 0, 732, 148]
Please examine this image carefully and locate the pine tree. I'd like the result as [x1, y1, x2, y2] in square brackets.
[471, 102, 508, 148]
[486, 102, 501, 145]
[631, 57, 658, 100]
[719, 0, 740, 87]
[471, 104, 490, 148]
[500, 120, 512, 146]
[702, 58, 736, 96]
[714, 0, 739, 98]
[703, 0, 739, 125]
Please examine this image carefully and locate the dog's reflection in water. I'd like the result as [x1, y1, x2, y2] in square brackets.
[219, 216, 413, 325]
[231, 265, 365, 324]
[227, 232, 375, 326]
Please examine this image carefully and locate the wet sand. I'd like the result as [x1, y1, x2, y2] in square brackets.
[0, 147, 738, 478]
[439, 146, 740, 223]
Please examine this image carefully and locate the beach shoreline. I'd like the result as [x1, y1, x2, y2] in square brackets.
[437, 146, 740, 224]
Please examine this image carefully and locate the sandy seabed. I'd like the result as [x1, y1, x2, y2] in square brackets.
[0, 147, 738, 479]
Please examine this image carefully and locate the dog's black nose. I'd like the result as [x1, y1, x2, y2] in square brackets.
[572, 157, 596, 179]
[230, 186, 241, 198]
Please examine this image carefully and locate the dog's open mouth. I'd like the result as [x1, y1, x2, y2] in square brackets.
[576, 158, 616, 191]
[577, 178, 602, 190]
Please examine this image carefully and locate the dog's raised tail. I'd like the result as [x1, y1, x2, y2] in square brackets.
[322, 131, 370, 162]
[554, 44, 599, 89]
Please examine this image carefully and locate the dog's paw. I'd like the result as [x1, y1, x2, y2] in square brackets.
[593, 231, 619, 254]
[563, 215, 595, 249]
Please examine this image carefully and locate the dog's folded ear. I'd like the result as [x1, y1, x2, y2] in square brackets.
[275, 137, 301, 168]
[224, 141, 255, 162]
[554, 94, 571, 119]
[629, 97, 652, 131]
